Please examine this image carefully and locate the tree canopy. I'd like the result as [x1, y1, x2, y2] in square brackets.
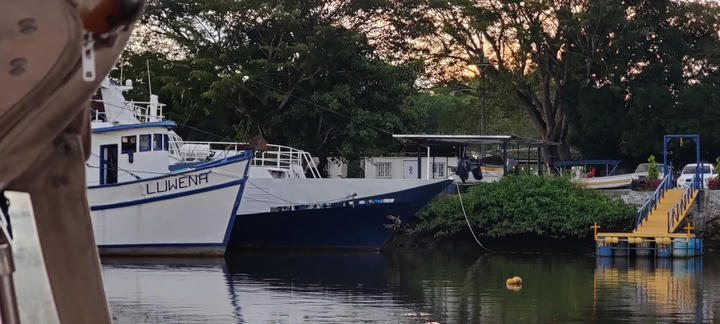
[117, 0, 720, 170]
[116, 0, 425, 173]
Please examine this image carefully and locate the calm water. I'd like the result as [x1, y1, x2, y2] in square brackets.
[102, 250, 720, 323]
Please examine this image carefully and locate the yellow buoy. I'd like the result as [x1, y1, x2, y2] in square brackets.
[628, 237, 636, 244]
[506, 276, 522, 291]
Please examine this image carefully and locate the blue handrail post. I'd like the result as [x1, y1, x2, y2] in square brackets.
[663, 136, 669, 181]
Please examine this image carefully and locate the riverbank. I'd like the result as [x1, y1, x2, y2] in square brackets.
[387, 177, 720, 250]
[385, 174, 636, 251]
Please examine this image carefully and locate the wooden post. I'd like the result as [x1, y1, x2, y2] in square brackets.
[537, 145, 542, 175]
[686, 224, 694, 242]
[502, 143, 507, 176]
[591, 222, 600, 241]
[417, 144, 421, 179]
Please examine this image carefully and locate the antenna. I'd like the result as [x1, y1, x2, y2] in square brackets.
[119, 57, 124, 83]
[146, 59, 152, 95]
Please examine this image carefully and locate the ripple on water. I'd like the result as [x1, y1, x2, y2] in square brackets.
[102, 251, 718, 323]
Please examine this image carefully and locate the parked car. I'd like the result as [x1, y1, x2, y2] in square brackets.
[631, 163, 667, 189]
[677, 163, 716, 189]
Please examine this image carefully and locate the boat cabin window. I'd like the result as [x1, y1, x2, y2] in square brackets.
[269, 170, 289, 178]
[153, 134, 163, 151]
[139, 134, 151, 152]
[164, 134, 169, 151]
[121, 135, 137, 153]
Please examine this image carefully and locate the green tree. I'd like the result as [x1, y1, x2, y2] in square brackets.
[648, 155, 659, 181]
[406, 83, 535, 137]
[118, 0, 425, 174]
[383, 0, 636, 163]
[381, 0, 720, 165]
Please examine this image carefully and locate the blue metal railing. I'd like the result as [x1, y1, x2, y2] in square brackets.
[667, 175, 699, 233]
[635, 171, 673, 229]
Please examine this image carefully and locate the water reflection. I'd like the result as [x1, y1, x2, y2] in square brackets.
[594, 257, 708, 322]
[102, 251, 717, 323]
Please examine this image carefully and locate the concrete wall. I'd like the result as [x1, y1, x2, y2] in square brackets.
[600, 189, 653, 207]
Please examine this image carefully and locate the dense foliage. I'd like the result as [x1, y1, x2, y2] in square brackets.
[115, 0, 425, 173]
[117, 0, 720, 169]
[383, 0, 720, 165]
[415, 174, 636, 240]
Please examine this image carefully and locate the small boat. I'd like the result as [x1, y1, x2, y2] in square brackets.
[86, 78, 253, 255]
[168, 141, 452, 250]
[554, 160, 632, 189]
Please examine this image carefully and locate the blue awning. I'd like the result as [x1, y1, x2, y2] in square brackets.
[553, 160, 622, 167]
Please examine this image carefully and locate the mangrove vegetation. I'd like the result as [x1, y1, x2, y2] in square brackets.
[403, 174, 636, 246]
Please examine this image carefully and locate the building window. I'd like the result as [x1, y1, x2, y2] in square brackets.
[433, 162, 446, 178]
[139, 134, 151, 152]
[376, 162, 392, 178]
[153, 134, 163, 151]
[121, 135, 137, 153]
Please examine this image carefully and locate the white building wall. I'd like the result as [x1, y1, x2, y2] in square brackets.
[364, 156, 458, 180]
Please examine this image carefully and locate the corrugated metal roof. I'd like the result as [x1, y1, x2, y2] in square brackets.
[392, 134, 559, 146]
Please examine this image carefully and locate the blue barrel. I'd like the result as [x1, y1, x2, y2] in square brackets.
[596, 256, 612, 267]
[687, 238, 696, 257]
[695, 239, 703, 255]
[635, 242, 652, 257]
[614, 241, 629, 257]
[657, 257, 671, 269]
[672, 239, 689, 258]
[596, 241, 612, 257]
[657, 244, 672, 258]
[672, 259, 689, 274]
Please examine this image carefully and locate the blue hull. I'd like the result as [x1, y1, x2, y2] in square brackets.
[228, 180, 451, 249]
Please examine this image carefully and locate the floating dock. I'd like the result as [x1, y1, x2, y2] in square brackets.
[594, 177, 702, 258]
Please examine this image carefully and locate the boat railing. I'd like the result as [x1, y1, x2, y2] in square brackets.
[635, 170, 673, 229]
[169, 139, 321, 178]
[129, 100, 165, 122]
[91, 99, 165, 123]
[667, 175, 698, 233]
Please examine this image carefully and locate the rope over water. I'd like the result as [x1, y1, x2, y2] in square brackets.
[456, 182, 493, 253]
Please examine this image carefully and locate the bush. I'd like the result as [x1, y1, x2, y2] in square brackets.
[708, 177, 720, 190]
[646, 178, 663, 190]
[415, 174, 636, 240]
[648, 155, 659, 181]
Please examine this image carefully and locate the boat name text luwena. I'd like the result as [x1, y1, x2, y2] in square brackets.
[145, 171, 210, 195]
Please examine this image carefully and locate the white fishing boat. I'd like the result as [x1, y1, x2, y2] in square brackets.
[168, 140, 451, 249]
[86, 78, 253, 255]
[554, 160, 632, 189]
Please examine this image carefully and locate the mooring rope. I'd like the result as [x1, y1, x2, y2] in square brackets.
[456, 182, 494, 253]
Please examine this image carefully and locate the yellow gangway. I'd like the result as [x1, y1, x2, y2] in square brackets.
[594, 175, 700, 255]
